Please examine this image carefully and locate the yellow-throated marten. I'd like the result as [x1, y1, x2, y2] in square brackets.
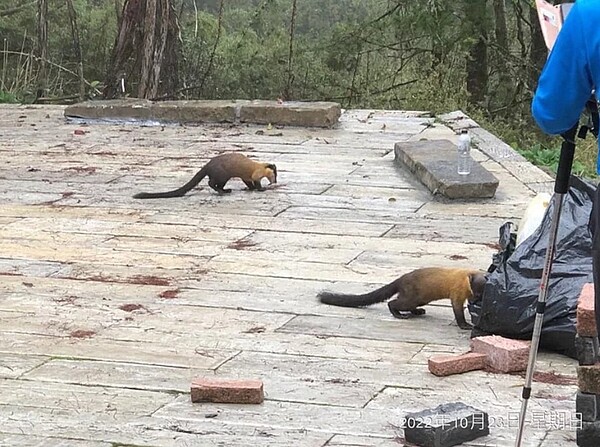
[318, 267, 487, 330]
[133, 153, 277, 199]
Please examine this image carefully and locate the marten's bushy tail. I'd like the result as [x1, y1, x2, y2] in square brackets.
[318, 280, 398, 308]
[133, 166, 208, 199]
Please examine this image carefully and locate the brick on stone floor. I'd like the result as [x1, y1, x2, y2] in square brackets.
[577, 283, 597, 337]
[428, 352, 487, 377]
[470, 335, 530, 373]
[403, 402, 489, 447]
[576, 392, 600, 422]
[578, 364, 600, 395]
[190, 378, 264, 404]
[577, 420, 600, 447]
[575, 334, 599, 366]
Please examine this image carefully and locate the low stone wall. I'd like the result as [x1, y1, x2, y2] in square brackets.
[64, 99, 342, 128]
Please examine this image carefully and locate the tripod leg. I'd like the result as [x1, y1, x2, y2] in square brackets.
[515, 123, 578, 447]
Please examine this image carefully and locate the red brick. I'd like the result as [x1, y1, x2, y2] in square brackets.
[577, 283, 597, 337]
[470, 335, 530, 373]
[191, 378, 264, 404]
[578, 364, 600, 395]
[428, 352, 487, 377]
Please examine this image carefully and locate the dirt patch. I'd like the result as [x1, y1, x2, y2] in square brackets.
[53, 295, 78, 305]
[93, 151, 119, 156]
[61, 191, 75, 198]
[324, 378, 360, 384]
[119, 303, 148, 312]
[227, 238, 257, 250]
[507, 370, 577, 386]
[533, 390, 572, 401]
[0, 272, 23, 276]
[483, 242, 502, 251]
[129, 275, 172, 286]
[447, 254, 468, 261]
[69, 329, 96, 339]
[62, 166, 97, 174]
[532, 371, 577, 386]
[243, 326, 266, 334]
[74, 274, 172, 286]
[159, 289, 180, 299]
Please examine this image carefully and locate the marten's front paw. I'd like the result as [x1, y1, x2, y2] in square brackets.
[458, 322, 473, 330]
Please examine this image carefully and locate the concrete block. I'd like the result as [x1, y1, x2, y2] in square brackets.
[239, 100, 341, 128]
[575, 334, 599, 366]
[428, 352, 487, 377]
[577, 283, 597, 337]
[394, 140, 499, 199]
[577, 421, 600, 447]
[403, 402, 489, 447]
[577, 392, 600, 422]
[470, 335, 530, 373]
[191, 378, 264, 404]
[578, 364, 600, 395]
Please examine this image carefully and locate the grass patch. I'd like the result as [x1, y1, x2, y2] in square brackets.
[0, 91, 18, 104]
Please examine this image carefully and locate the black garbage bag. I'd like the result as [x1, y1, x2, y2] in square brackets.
[468, 176, 596, 358]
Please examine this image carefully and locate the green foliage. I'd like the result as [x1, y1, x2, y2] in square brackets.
[518, 143, 594, 179]
[0, 91, 18, 103]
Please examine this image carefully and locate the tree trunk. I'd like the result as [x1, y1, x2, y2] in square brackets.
[463, 1, 489, 105]
[103, 0, 179, 99]
[283, 0, 297, 100]
[35, 0, 48, 98]
[65, 0, 85, 101]
[528, 2, 547, 91]
[493, 0, 509, 65]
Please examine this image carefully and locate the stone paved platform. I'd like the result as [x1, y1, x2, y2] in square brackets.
[0, 105, 576, 446]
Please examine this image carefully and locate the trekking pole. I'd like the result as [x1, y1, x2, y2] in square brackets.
[514, 122, 579, 447]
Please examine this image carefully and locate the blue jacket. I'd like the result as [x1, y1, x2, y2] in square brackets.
[531, 0, 600, 172]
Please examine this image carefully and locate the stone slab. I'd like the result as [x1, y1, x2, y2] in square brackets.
[239, 100, 341, 128]
[403, 402, 489, 447]
[470, 336, 530, 373]
[64, 98, 239, 123]
[65, 99, 342, 128]
[394, 139, 499, 199]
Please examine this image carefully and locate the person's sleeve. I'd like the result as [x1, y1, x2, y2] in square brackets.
[531, 4, 593, 135]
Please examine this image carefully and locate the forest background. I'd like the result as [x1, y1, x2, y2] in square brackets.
[1, 0, 596, 178]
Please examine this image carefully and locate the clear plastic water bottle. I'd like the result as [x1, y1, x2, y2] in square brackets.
[457, 130, 472, 175]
